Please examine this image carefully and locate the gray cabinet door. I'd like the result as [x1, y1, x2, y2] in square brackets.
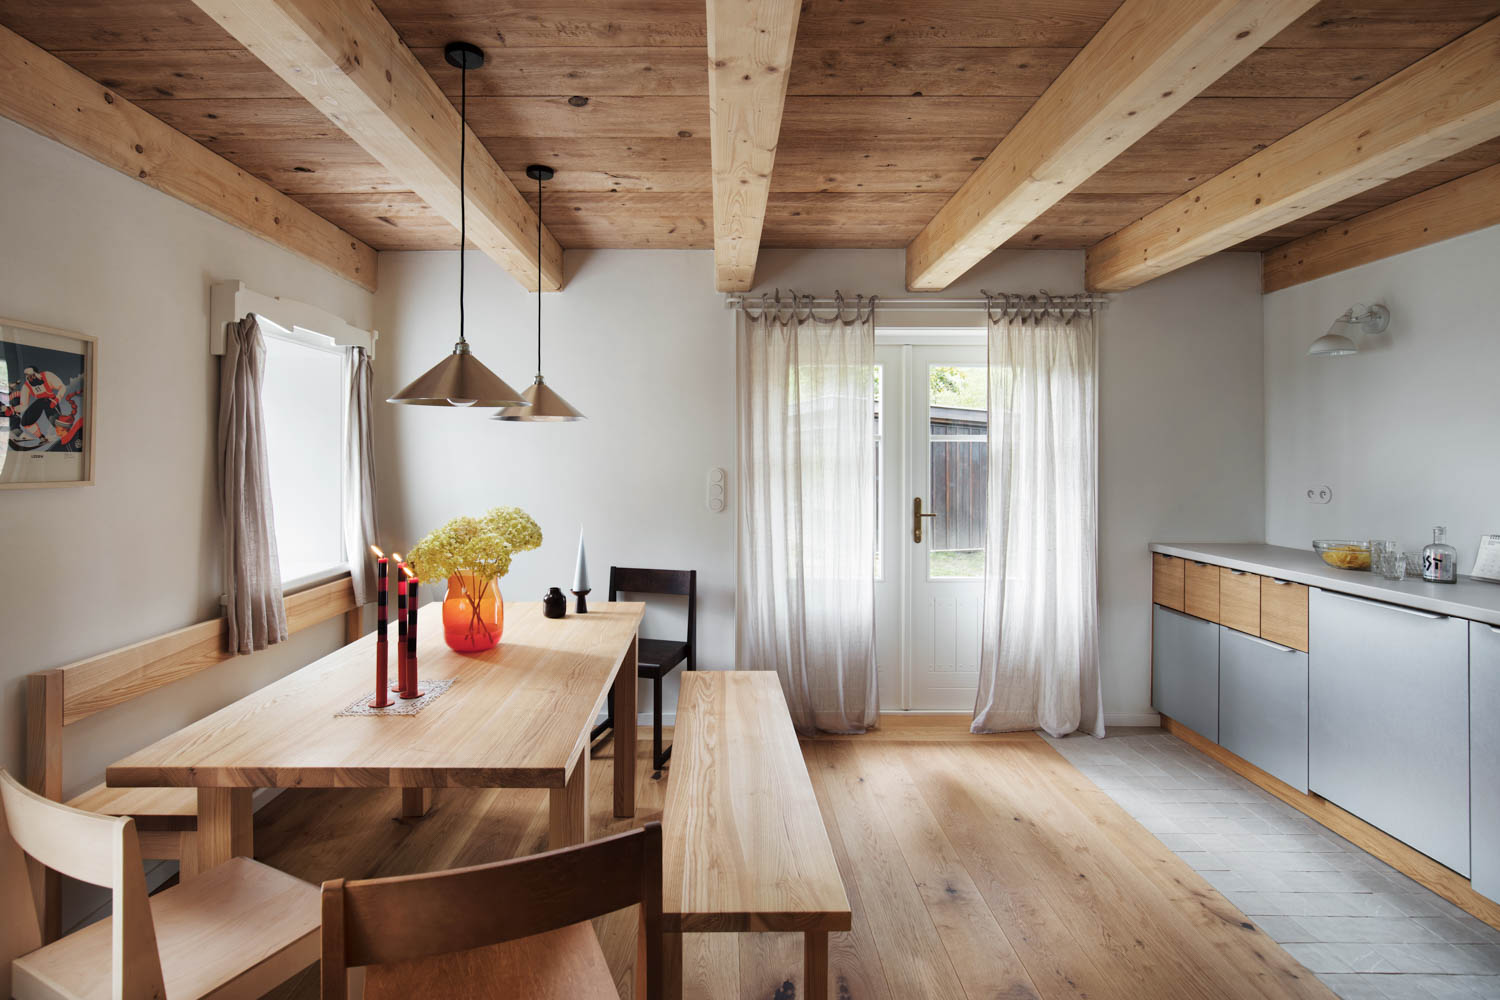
[1309, 588, 1470, 875]
[1153, 605, 1218, 742]
[1219, 627, 1309, 792]
[1474, 621, 1500, 901]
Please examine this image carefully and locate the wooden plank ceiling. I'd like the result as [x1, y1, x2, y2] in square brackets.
[2, 0, 1498, 260]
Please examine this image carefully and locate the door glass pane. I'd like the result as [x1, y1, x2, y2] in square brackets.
[927, 364, 986, 579]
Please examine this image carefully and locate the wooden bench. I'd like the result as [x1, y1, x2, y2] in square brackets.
[662, 671, 852, 1000]
[25, 575, 359, 940]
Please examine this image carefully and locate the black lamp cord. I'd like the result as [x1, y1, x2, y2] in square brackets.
[457, 60, 467, 346]
[536, 170, 543, 378]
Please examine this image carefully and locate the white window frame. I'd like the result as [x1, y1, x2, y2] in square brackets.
[210, 280, 377, 592]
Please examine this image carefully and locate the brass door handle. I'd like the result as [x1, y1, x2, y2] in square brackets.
[912, 497, 938, 543]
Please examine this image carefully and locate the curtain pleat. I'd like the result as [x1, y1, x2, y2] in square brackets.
[971, 300, 1103, 737]
[218, 314, 287, 654]
[736, 300, 878, 735]
[342, 346, 380, 606]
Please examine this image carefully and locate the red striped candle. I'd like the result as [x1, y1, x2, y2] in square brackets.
[394, 556, 408, 692]
[369, 546, 392, 708]
[401, 566, 423, 699]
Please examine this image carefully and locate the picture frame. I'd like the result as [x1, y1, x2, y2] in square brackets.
[1, 316, 96, 489]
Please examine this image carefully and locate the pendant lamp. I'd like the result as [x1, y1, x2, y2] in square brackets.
[389, 42, 527, 408]
[494, 165, 585, 421]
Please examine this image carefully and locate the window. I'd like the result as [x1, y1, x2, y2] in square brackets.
[927, 364, 987, 580]
[259, 318, 345, 585]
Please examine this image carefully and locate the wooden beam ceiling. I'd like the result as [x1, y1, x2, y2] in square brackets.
[0, 22, 375, 290]
[1261, 161, 1500, 292]
[1087, 16, 1500, 291]
[186, 0, 564, 291]
[706, 0, 802, 291]
[903, 0, 1321, 291]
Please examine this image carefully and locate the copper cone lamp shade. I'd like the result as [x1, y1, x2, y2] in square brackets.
[387, 340, 528, 406]
[388, 41, 530, 411]
[494, 374, 584, 420]
[493, 163, 586, 422]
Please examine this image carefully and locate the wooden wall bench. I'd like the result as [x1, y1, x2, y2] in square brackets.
[662, 671, 852, 1000]
[25, 574, 359, 940]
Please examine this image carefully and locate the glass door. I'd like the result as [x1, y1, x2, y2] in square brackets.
[873, 343, 988, 711]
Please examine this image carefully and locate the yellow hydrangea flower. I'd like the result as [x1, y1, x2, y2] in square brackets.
[406, 506, 542, 582]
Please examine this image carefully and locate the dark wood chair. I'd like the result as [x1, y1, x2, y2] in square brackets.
[592, 567, 697, 774]
[320, 823, 663, 1000]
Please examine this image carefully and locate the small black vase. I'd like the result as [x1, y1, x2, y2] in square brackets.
[542, 587, 567, 619]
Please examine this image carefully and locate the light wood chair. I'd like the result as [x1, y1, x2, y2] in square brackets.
[321, 822, 663, 1000]
[0, 769, 319, 1000]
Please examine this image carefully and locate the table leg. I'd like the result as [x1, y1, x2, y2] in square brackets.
[195, 788, 253, 870]
[662, 930, 683, 1000]
[548, 743, 590, 849]
[804, 930, 828, 1000]
[400, 787, 432, 818]
[614, 634, 638, 818]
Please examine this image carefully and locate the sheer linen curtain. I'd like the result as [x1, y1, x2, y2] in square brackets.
[736, 293, 879, 735]
[218, 314, 287, 653]
[972, 294, 1104, 738]
[342, 346, 380, 606]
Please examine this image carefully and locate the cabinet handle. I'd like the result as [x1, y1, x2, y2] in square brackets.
[1322, 590, 1446, 619]
[1269, 578, 1294, 585]
[1229, 569, 1250, 576]
[1489, 624, 1500, 635]
[1242, 634, 1297, 653]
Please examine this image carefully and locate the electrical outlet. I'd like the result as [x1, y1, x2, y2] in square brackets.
[706, 467, 727, 512]
[1305, 485, 1333, 504]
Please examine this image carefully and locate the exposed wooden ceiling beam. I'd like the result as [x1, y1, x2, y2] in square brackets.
[1088, 17, 1500, 292]
[707, 0, 801, 291]
[903, 0, 1320, 292]
[0, 23, 375, 291]
[188, 0, 563, 291]
[1262, 162, 1500, 293]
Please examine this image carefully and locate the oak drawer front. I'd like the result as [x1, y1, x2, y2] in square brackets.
[1218, 567, 1261, 635]
[1183, 560, 1220, 622]
[1261, 577, 1309, 652]
[1152, 553, 1185, 611]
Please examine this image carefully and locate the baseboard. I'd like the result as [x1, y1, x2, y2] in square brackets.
[1161, 715, 1500, 932]
[1105, 712, 1162, 728]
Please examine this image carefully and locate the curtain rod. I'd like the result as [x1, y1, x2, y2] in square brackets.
[722, 294, 1107, 311]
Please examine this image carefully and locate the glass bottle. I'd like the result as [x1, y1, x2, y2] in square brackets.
[1422, 526, 1458, 584]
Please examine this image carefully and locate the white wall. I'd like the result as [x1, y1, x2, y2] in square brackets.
[375, 247, 1266, 726]
[374, 249, 732, 726]
[1105, 254, 1267, 724]
[1264, 225, 1500, 568]
[0, 118, 374, 792]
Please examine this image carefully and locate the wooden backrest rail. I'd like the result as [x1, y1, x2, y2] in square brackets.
[323, 823, 663, 1000]
[26, 578, 358, 795]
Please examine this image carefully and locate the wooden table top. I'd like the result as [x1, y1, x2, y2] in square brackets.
[663, 671, 852, 933]
[106, 601, 643, 791]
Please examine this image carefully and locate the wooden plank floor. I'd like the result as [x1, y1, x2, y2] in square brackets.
[254, 720, 1336, 999]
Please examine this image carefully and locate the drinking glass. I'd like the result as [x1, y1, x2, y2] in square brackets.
[1370, 540, 1396, 576]
[1382, 547, 1408, 581]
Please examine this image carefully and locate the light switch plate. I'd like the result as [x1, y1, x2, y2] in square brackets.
[707, 467, 727, 512]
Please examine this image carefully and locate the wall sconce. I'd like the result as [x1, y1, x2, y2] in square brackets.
[1308, 303, 1390, 357]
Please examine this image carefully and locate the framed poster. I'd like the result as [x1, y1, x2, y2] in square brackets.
[1, 316, 96, 489]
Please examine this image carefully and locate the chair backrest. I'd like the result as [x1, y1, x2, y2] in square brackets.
[321, 822, 663, 1000]
[0, 770, 166, 1000]
[609, 567, 697, 665]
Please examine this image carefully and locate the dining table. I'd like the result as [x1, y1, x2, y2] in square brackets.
[106, 600, 643, 871]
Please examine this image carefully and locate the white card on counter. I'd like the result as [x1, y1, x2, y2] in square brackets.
[1472, 534, 1500, 583]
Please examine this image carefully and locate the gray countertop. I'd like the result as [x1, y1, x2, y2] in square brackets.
[1149, 542, 1500, 628]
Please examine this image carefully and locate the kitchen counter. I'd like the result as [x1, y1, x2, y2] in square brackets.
[1150, 542, 1500, 628]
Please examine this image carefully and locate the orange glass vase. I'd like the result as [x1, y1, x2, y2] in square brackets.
[441, 573, 504, 652]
